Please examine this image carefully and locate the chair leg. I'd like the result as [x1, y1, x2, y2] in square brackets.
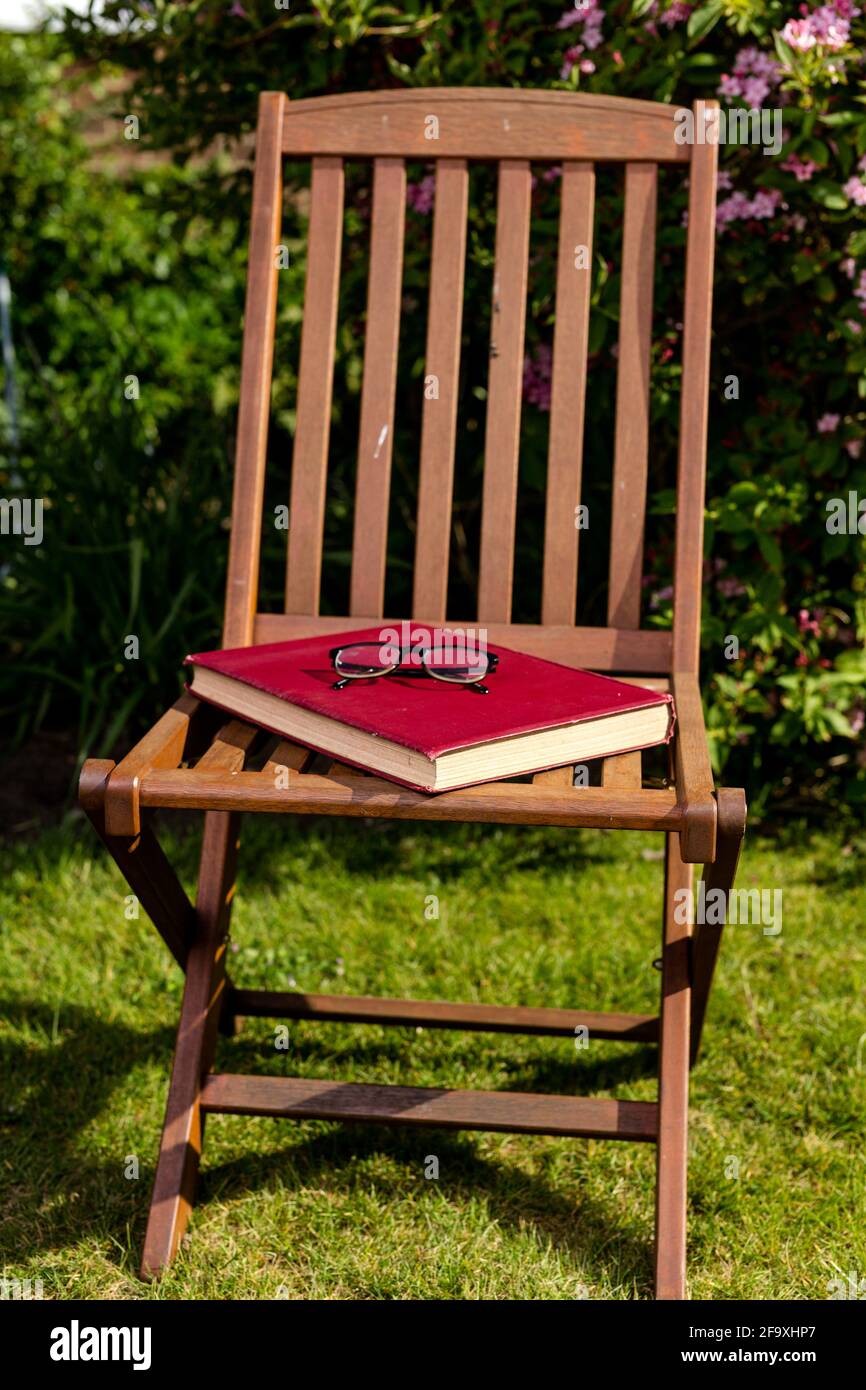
[80, 761, 196, 970]
[690, 788, 747, 1066]
[141, 811, 241, 1278]
[654, 831, 692, 1300]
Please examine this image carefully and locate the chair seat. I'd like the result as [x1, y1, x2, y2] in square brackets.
[88, 670, 728, 864]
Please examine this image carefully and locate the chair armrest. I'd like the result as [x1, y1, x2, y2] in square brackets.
[670, 671, 717, 864]
[102, 692, 202, 837]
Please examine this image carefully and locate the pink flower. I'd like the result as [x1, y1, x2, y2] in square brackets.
[841, 257, 857, 278]
[649, 585, 674, 611]
[781, 153, 819, 181]
[845, 439, 863, 457]
[798, 608, 822, 636]
[781, 4, 860, 54]
[843, 176, 866, 206]
[716, 187, 783, 231]
[645, 1, 694, 28]
[817, 413, 840, 433]
[523, 345, 553, 411]
[845, 319, 863, 334]
[556, 6, 586, 29]
[781, 18, 818, 50]
[717, 576, 748, 598]
[659, 1, 694, 25]
[580, 59, 596, 73]
[561, 44, 583, 78]
[717, 45, 782, 104]
[557, 0, 603, 53]
[407, 176, 435, 214]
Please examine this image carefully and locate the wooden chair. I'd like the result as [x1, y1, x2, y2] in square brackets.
[79, 88, 747, 1299]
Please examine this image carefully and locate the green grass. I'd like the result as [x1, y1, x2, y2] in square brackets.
[1, 812, 864, 1300]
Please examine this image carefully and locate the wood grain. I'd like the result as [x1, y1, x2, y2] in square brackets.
[542, 162, 595, 625]
[477, 160, 532, 623]
[141, 812, 241, 1277]
[672, 104, 719, 671]
[412, 159, 469, 621]
[104, 693, 200, 838]
[223, 91, 286, 649]
[350, 157, 407, 617]
[281, 89, 690, 163]
[608, 163, 657, 630]
[285, 155, 345, 614]
[231, 988, 658, 1041]
[654, 830, 692, 1300]
[601, 751, 643, 790]
[202, 1073, 659, 1141]
[254, 611, 673, 673]
[140, 764, 682, 833]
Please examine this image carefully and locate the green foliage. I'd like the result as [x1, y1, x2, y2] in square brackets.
[2, 3, 865, 813]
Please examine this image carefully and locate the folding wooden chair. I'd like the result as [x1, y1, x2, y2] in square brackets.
[79, 88, 747, 1299]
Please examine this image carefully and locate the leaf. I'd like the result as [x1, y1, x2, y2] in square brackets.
[757, 531, 783, 569]
[809, 179, 848, 210]
[687, 1, 723, 42]
[819, 111, 861, 127]
[823, 707, 857, 738]
[773, 32, 797, 71]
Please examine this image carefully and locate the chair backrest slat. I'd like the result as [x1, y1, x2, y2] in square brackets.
[285, 155, 345, 615]
[223, 91, 286, 649]
[541, 160, 595, 626]
[280, 89, 690, 163]
[477, 159, 532, 624]
[412, 158, 469, 623]
[673, 118, 719, 673]
[607, 162, 658, 631]
[349, 157, 407, 617]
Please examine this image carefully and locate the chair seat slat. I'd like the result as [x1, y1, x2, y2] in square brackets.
[601, 750, 643, 790]
[532, 766, 574, 787]
[196, 721, 261, 774]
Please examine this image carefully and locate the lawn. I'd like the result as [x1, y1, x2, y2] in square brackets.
[1, 811, 864, 1300]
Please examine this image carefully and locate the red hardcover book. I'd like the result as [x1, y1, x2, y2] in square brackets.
[184, 625, 674, 793]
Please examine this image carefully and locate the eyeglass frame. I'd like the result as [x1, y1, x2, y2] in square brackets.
[328, 642, 499, 694]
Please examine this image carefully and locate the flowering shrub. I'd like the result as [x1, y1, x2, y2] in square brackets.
[3, 1, 865, 815]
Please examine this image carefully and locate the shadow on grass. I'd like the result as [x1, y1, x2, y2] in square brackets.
[53, 803, 625, 888]
[199, 1123, 656, 1297]
[0, 996, 657, 1296]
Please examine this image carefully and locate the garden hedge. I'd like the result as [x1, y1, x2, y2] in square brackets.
[1, 1, 865, 816]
